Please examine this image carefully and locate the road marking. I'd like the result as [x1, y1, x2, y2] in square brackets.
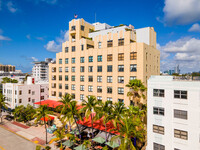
[0, 145, 6, 150]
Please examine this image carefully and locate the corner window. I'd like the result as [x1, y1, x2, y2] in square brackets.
[71, 26, 76, 31]
[153, 89, 165, 97]
[174, 90, 187, 99]
[153, 143, 165, 150]
[153, 107, 164, 116]
[153, 125, 164, 135]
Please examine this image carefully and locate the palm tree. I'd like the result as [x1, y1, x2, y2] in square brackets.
[59, 94, 73, 131]
[0, 93, 9, 123]
[126, 79, 146, 106]
[81, 95, 101, 138]
[111, 116, 145, 150]
[126, 105, 146, 122]
[111, 102, 126, 127]
[34, 105, 53, 144]
[82, 140, 91, 149]
[98, 101, 113, 142]
[50, 128, 66, 150]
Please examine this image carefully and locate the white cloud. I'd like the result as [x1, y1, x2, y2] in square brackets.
[7, 1, 17, 13]
[30, 0, 57, 4]
[31, 57, 38, 62]
[0, 35, 11, 41]
[162, 0, 200, 25]
[45, 30, 69, 52]
[35, 37, 44, 41]
[188, 23, 200, 32]
[26, 34, 31, 39]
[159, 37, 200, 72]
[157, 43, 170, 60]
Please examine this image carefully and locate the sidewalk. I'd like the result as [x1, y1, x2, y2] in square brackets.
[0, 119, 58, 149]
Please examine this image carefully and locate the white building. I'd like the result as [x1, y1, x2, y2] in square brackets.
[147, 76, 200, 150]
[32, 58, 52, 82]
[3, 77, 49, 109]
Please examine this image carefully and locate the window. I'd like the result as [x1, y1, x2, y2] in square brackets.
[65, 67, 69, 72]
[28, 90, 31, 94]
[97, 76, 102, 82]
[80, 57, 84, 63]
[97, 96, 102, 101]
[107, 76, 112, 83]
[107, 97, 112, 101]
[71, 76, 75, 81]
[153, 143, 165, 150]
[107, 54, 112, 61]
[174, 90, 187, 99]
[174, 129, 188, 140]
[130, 76, 136, 80]
[118, 65, 124, 72]
[118, 53, 124, 61]
[97, 86, 102, 93]
[41, 89, 44, 93]
[81, 25, 84, 31]
[72, 67, 75, 72]
[89, 56, 93, 62]
[28, 98, 31, 102]
[65, 58, 69, 64]
[107, 65, 112, 72]
[80, 76, 84, 82]
[118, 38, 124, 46]
[32, 91, 35, 95]
[65, 47, 68, 53]
[80, 66, 84, 72]
[59, 92, 62, 97]
[72, 46, 76, 52]
[19, 99, 22, 103]
[107, 87, 112, 94]
[59, 75, 62, 81]
[118, 88, 124, 95]
[130, 64, 137, 72]
[153, 89, 165, 97]
[130, 52, 137, 60]
[71, 26, 76, 31]
[97, 55, 102, 62]
[153, 125, 164, 135]
[65, 75, 68, 81]
[71, 84, 75, 90]
[98, 42, 102, 49]
[59, 67, 62, 72]
[153, 107, 164, 116]
[72, 58, 75, 64]
[88, 76, 93, 82]
[118, 76, 124, 83]
[80, 94, 84, 100]
[81, 44, 84, 51]
[88, 86, 93, 92]
[65, 84, 68, 90]
[59, 84, 62, 89]
[107, 40, 113, 47]
[80, 85, 84, 91]
[59, 59, 62, 64]
[97, 66, 102, 72]
[118, 99, 124, 103]
[88, 66, 93, 72]
[174, 109, 187, 120]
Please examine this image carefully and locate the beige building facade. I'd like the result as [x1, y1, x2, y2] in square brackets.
[49, 18, 160, 106]
[0, 64, 15, 73]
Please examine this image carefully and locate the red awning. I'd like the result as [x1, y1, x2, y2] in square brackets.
[34, 100, 63, 108]
[40, 116, 54, 121]
[77, 114, 120, 135]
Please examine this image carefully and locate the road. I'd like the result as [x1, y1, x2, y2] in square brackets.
[0, 126, 37, 150]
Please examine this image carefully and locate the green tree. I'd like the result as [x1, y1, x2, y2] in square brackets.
[50, 128, 66, 149]
[1, 77, 18, 83]
[81, 95, 101, 138]
[126, 79, 146, 106]
[0, 93, 9, 123]
[82, 140, 91, 149]
[34, 105, 53, 144]
[98, 101, 113, 142]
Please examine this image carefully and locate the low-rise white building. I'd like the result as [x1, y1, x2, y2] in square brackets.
[3, 77, 49, 109]
[147, 76, 200, 150]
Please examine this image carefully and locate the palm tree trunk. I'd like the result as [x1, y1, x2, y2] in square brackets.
[44, 116, 48, 144]
[73, 114, 81, 139]
[69, 120, 72, 131]
[105, 123, 107, 142]
[0, 108, 2, 123]
[91, 114, 94, 138]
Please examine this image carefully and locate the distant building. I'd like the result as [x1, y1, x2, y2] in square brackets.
[32, 58, 53, 82]
[163, 69, 175, 75]
[3, 77, 49, 109]
[174, 65, 180, 74]
[0, 64, 15, 73]
[147, 76, 200, 150]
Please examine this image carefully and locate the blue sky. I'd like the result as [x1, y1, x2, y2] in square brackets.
[0, 0, 200, 73]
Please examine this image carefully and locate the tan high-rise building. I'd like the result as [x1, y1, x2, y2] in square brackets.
[49, 18, 160, 106]
[0, 64, 15, 73]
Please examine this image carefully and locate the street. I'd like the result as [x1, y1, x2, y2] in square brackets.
[0, 126, 37, 150]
